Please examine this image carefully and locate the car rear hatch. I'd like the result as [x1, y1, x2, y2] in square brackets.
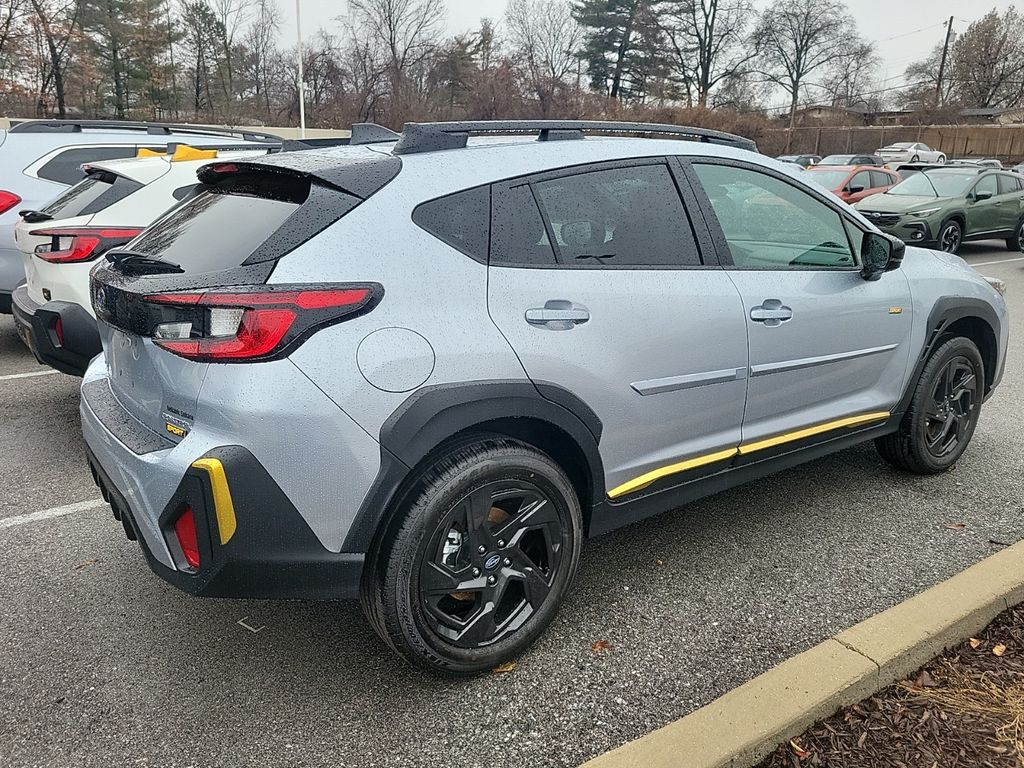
[90, 147, 400, 441]
[17, 160, 170, 301]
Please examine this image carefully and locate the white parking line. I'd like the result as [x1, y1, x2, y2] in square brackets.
[0, 369, 59, 381]
[969, 256, 1024, 267]
[0, 499, 106, 530]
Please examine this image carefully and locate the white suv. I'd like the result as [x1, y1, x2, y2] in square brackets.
[11, 146, 274, 374]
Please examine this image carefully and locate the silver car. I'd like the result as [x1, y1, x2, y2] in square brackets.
[81, 121, 1008, 674]
[0, 119, 279, 314]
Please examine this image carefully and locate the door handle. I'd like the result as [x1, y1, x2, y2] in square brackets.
[525, 300, 590, 330]
[750, 299, 793, 327]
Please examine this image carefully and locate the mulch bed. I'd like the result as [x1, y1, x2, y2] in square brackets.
[758, 604, 1024, 768]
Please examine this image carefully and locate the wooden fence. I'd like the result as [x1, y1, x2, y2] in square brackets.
[762, 124, 1024, 163]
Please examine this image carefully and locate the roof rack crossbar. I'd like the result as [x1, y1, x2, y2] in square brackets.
[8, 119, 281, 143]
[391, 120, 758, 155]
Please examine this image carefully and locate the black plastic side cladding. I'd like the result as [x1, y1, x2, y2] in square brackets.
[341, 380, 605, 552]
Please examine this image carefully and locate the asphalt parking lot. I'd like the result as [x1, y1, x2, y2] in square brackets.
[2, 244, 1022, 768]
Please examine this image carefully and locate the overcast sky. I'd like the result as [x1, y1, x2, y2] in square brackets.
[280, 0, 1018, 92]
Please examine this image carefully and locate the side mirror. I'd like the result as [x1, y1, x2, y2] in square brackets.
[861, 231, 905, 280]
[849, 185, 865, 194]
[974, 190, 994, 202]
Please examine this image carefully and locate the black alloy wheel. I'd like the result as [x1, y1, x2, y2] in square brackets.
[362, 437, 582, 674]
[875, 336, 984, 474]
[419, 481, 562, 648]
[922, 355, 978, 460]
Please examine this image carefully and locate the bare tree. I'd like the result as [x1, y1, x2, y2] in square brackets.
[751, 0, 860, 145]
[948, 8, 1024, 109]
[28, 0, 79, 116]
[210, 0, 253, 121]
[346, 0, 445, 124]
[506, 0, 582, 115]
[661, 0, 754, 108]
[820, 39, 878, 109]
[242, 0, 281, 118]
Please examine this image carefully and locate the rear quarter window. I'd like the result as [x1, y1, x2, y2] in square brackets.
[412, 185, 490, 262]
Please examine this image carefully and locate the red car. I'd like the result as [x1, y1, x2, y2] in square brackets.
[807, 165, 901, 204]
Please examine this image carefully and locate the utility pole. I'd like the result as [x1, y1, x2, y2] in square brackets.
[935, 16, 954, 108]
[296, 0, 306, 138]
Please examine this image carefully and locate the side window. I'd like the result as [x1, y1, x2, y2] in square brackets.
[693, 163, 857, 270]
[870, 171, 893, 188]
[997, 175, 1019, 196]
[973, 175, 998, 198]
[849, 171, 872, 191]
[530, 164, 700, 267]
[36, 146, 137, 185]
[491, 183, 555, 266]
[412, 185, 490, 262]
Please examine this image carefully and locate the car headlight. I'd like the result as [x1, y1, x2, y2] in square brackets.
[909, 208, 941, 217]
[984, 276, 1006, 295]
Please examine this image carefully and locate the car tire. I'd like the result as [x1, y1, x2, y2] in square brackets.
[1006, 219, 1024, 252]
[362, 436, 583, 675]
[875, 337, 984, 475]
[938, 219, 963, 253]
[911, 154, 920, 163]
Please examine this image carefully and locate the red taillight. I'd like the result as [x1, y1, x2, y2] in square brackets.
[30, 227, 144, 264]
[174, 506, 200, 569]
[0, 190, 22, 215]
[144, 284, 382, 362]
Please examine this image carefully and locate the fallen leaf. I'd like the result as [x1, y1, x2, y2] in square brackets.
[492, 661, 517, 673]
[970, 638, 982, 649]
[992, 644, 1007, 657]
[912, 670, 939, 688]
[74, 558, 98, 570]
[945, 523, 966, 531]
[591, 639, 613, 653]
[790, 739, 811, 759]
[655, 558, 665, 566]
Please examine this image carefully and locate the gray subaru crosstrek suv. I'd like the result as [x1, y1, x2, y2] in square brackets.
[81, 121, 1008, 674]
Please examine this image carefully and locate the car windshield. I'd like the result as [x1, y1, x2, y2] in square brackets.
[887, 171, 976, 198]
[818, 155, 854, 165]
[808, 169, 851, 188]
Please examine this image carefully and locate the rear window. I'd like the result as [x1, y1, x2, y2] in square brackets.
[124, 173, 310, 273]
[41, 172, 143, 219]
[36, 146, 137, 185]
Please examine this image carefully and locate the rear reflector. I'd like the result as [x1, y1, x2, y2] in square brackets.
[31, 227, 144, 264]
[0, 190, 22, 215]
[174, 506, 200, 569]
[144, 284, 383, 362]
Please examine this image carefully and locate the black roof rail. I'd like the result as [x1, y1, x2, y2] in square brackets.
[8, 119, 282, 143]
[349, 123, 401, 145]
[280, 137, 352, 151]
[391, 120, 758, 155]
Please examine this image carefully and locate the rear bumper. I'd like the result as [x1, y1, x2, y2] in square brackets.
[81, 379, 365, 600]
[11, 286, 100, 376]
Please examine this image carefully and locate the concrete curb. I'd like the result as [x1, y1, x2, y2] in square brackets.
[582, 539, 1024, 768]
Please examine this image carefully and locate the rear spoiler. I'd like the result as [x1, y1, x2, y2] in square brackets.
[197, 149, 402, 200]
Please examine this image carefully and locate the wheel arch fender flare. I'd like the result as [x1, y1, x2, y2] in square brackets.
[342, 380, 605, 553]
[899, 296, 1002, 413]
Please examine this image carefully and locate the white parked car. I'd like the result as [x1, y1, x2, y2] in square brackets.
[11, 145, 274, 375]
[876, 142, 946, 165]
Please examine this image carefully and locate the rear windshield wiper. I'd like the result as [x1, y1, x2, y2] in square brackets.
[20, 209, 52, 224]
[107, 250, 185, 275]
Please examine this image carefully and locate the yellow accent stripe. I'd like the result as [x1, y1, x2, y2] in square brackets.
[607, 411, 891, 500]
[190, 458, 237, 544]
[608, 447, 739, 499]
[136, 148, 166, 158]
[737, 411, 890, 455]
